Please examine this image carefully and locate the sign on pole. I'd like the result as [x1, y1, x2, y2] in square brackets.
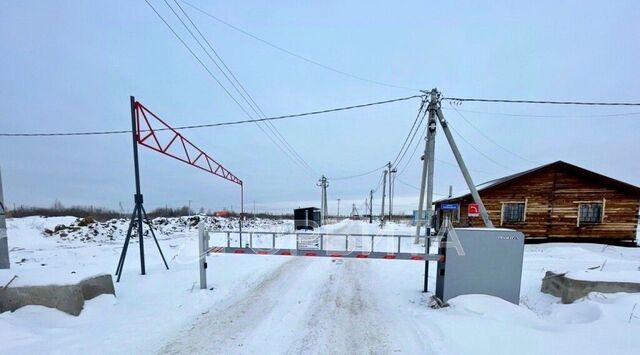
[468, 203, 480, 217]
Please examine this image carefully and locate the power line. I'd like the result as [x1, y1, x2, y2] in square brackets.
[396, 122, 427, 177]
[372, 172, 385, 193]
[160, 0, 315, 177]
[435, 158, 493, 175]
[180, 0, 419, 92]
[144, 0, 305, 175]
[395, 177, 446, 196]
[443, 97, 640, 106]
[329, 164, 387, 181]
[450, 106, 539, 165]
[447, 124, 516, 172]
[0, 95, 421, 137]
[394, 123, 496, 177]
[441, 107, 640, 118]
[166, 0, 317, 176]
[391, 96, 427, 167]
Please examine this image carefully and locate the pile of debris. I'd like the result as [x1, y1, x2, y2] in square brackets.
[40, 216, 289, 243]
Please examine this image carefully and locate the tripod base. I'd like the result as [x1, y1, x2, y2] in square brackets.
[115, 200, 169, 282]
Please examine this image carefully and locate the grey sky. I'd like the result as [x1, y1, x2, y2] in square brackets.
[1, 0, 639, 215]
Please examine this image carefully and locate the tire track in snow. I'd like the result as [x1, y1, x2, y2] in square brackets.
[287, 259, 391, 354]
[159, 219, 404, 354]
[158, 256, 314, 354]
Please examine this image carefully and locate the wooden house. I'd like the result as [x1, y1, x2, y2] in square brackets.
[434, 161, 640, 244]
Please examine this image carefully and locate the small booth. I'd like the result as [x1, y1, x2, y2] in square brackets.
[294, 207, 321, 230]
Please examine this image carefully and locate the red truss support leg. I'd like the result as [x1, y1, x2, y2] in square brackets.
[134, 101, 243, 186]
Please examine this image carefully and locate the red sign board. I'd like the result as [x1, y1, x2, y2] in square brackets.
[468, 203, 480, 217]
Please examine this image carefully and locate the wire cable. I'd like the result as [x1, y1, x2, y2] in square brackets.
[443, 97, 640, 106]
[180, 0, 419, 92]
[329, 163, 388, 181]
[442, 107, 640, 118]
[146, 0, 309, 175]
[447, 124, 516, 172]
[392, 103, 428, 169]
[390, 96, 427, 168]
[396, 122, 427, 177]
[0, 95, 421, 137]
[449, 105, 539, 165]
[435, 158, 493, 175]
[395, 177, 446, 196]
[167, 0, 317, 175]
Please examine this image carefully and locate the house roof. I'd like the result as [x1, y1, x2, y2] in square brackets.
[435, 160, 640, 204]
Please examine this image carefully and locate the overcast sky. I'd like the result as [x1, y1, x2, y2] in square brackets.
[1, 0, 639, 215]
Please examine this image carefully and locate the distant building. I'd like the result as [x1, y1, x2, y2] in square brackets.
[213, 210, 231, 218]
[434, 161, 640, 244]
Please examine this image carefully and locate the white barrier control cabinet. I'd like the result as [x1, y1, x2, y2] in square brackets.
[435, 228, 525, 304]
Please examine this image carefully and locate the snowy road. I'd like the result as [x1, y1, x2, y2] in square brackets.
[159, 221, 423, 354]
[159, 257, 400, 354]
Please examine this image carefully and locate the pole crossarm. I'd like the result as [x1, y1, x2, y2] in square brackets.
[134, 101, 242, 186]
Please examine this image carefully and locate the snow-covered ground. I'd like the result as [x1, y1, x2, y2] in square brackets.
[1, 217, 640, 354]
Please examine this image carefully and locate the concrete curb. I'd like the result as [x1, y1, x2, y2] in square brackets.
[0, 274, 115, 316]
[541, 271, 640, 303]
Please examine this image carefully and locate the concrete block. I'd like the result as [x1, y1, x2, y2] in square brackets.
[541, 271, 640, 303]
[78, 274, 115, 300]
[0, 284, 85, 316]
[0, 274, 116, 316]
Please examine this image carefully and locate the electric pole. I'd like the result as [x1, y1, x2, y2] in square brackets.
[415, 92, 436, 244]
[388, 162, 397, 222]
[0, 167, 9, 269]
[337, 198, 341, 218]
[317, 176, 329, 225]
[364, 198, 368, 218]
[380, 169, 387, 226]
[369, 189, 374, 224]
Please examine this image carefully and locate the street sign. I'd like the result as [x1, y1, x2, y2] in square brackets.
[441, 203, 458, 210]
[468, 203, 480, 217]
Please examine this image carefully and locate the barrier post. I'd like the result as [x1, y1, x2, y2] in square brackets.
[198, 222, 208, 289]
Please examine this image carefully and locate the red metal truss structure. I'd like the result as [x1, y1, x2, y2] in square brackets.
[134, 101, 243, 187]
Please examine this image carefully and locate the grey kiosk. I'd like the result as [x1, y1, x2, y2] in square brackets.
[435, 228, 525, 304]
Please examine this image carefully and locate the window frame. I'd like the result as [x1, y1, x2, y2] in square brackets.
[500, 199, 528, 225]
[576, 199, 606, 227]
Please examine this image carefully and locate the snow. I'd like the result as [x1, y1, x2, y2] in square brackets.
[1, 217, 640, 354]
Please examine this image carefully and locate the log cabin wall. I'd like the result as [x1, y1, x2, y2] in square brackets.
[435, 163, 640, 242]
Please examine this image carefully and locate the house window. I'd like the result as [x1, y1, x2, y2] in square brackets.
[502, 203, 525, 223]
[579, 203, 603, 224]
